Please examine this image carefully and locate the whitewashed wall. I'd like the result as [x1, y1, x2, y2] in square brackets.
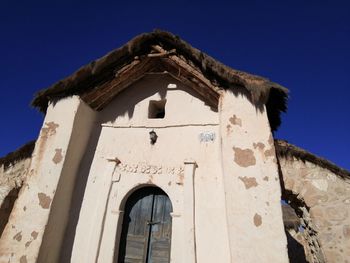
[72, 75, 231, 263]
[0, 74, 289, 263]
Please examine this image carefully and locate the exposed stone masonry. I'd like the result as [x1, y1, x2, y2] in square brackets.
[279, 157, 350, 263]
[0, 158, 32, 237]
[0, 159, 31, 206]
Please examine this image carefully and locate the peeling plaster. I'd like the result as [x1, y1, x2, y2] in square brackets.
[24, 231, 39, 248]
[52, 148, 63, 164]
[254, 142, 268, 160]
[31, 231, 38, 239]
[176, 174, 184, 185]
[238, 176, 258, 189]
[25, 241, 32, 248]
[19, 255, 27, 263]
[232, 147, 256, 167]
[37, 193, 52, 209]
[229, 115, 242, 127]
[13, 231, 22, 242]
[254, 213, 262, 227]
[41, 122, 59, 138]
[264, 148, 275, 158]
[36, 121, 59, 166]
[253, 142, 265, 151]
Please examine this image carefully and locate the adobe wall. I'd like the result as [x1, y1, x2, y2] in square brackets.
[71, 75, 232, 263]
[0, 96, 97, 263]
[220, 90, 288, 263]
[0, 74, 289, 263]
[279, 157, 350, 263]
[71, 74, 288, 263]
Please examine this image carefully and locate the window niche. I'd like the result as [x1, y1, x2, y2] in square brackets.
[148, 100, 166, 119]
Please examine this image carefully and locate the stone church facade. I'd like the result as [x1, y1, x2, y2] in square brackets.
[0, 31, 348, 263]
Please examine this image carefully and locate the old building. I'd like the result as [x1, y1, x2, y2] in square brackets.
[0, 31, 349, 263]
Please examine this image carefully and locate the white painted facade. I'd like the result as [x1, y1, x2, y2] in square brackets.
[0, 75, 288, 263]
[1, 31, 349, 263]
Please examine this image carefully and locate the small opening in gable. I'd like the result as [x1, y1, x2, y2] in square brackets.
[148, 100, 166, 119]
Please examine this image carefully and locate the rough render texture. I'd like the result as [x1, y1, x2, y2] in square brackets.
[71, 75, 231, 263]
[279, 156, 350, 263]
[219, 89, 289, 263]
[0, 158, 32, 237]
[1, 137, 348, 263]
[0, 78, 348, 263]
[0, 64, 348, 263]
[37, 96, 97, 263]
[0, 159, 31, 206]
[0, 96, 97, 263]
[0, 78, 296, 263]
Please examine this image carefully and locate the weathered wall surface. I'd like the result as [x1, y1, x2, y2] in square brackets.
[71, 75, 232, 263]
[67, 75, 289, 263]
[220, 90, 289, 263]
[0, 73, 299, 263]
[279, 157, 350, 263]
[0, 158, 31, 236]
[0, 159, 31, 208]
[0, 96, 97, 263]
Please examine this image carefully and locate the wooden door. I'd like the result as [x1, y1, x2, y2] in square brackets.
[117, 187, 172, 263]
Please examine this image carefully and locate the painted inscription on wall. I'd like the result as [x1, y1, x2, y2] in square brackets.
[118, 162, 184, 175]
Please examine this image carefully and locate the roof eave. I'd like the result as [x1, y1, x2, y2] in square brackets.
[31, 30, 288, 131]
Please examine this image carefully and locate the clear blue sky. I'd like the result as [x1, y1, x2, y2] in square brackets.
[0, 0, 349, 170]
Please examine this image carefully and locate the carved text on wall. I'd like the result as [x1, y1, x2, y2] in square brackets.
[118, 162, 184, 175]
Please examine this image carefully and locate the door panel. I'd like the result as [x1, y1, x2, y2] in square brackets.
[148, 194, 172, 263]
[117, 187, 172, 263]
[118, 190, 153, 263]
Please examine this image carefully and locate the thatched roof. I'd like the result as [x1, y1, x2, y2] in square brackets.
[275, 139, 350, 179]
[0, 140, 35, 170]
[31, 30, 288, 131]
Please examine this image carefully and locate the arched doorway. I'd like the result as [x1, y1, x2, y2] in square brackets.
[116, 187, 172, 263]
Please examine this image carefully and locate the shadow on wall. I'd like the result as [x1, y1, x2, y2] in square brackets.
[282, 202, 309, 263]
[57, 74, 219, 261]
[99, 74, 218, 125]
[0, 188, 20, 237]
[58, 125, 102, 262]
[285, 230, 308, 263]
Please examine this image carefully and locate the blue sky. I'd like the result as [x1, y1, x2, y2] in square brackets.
[0, 0, 349, 170]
